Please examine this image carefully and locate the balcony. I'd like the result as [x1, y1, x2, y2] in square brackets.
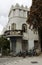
[4, 30, 23, 38]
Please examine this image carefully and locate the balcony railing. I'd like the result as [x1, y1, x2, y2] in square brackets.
[4, 30, 23, 37]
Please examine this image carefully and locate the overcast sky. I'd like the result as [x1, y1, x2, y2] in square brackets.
[0, 0, 32, 34]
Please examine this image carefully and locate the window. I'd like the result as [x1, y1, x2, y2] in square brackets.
[19, 9, 21, 11]
[11, 23, 16, 35]
[11, 23, 16, 30]
[23, 10, 26, 12]
[13, 9, 15, 16]
[13, 9, 15, 11]
[22, 24, 27, 32]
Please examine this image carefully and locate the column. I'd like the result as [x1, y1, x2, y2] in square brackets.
[10, 41, 12, 51]
[28, 40, 34, 50]
[16, 39, 22, 54]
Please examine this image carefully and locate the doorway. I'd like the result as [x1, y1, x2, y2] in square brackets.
[11, 38, 16, 53]
[22, 40, 28, 52]
[34, 40, 39, 49]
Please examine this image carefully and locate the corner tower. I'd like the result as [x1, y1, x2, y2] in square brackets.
[7, 3, 28, 30]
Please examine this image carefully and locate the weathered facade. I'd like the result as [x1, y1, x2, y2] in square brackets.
[27, 0, 42, 52]
[3, 4, 40, 55]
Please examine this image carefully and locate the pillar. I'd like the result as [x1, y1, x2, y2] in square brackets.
[28, 40, 34, 50]
[10, 41, 13, 51]
[16, 39, 22, 54]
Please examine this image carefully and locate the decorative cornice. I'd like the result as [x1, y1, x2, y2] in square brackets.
[9, 16, 27, 20]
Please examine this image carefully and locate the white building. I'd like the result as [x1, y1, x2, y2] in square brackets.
[3, 4, 41, 55]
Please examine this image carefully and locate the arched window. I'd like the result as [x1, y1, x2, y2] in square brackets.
[11, 23, 16, 30]
[22, 24, 27, 32]
[11, 23, 16, 35]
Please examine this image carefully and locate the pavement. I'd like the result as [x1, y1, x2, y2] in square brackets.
[0, 55, 42, 65]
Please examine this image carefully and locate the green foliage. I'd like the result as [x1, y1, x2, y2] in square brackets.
[0, 36, 10, 48]
[0, 36, 10, 55]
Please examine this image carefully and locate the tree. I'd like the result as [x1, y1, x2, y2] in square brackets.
[27, 0, 42, 28]
[0, 36, 10, 55]
[27, 0, 42, 51]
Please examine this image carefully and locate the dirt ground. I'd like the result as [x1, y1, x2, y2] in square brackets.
[0, 54, 42, 65]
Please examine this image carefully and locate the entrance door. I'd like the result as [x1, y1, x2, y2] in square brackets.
[34, 40, 39, 49]
[11, 38, 16, 53]
[22, 40, 28, 52]
[13, 40, 16, 53]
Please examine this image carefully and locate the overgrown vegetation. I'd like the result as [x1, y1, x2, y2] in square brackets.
[0, 36, 10, 55]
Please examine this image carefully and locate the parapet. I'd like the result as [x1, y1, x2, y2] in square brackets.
[8, 3, 29, 16]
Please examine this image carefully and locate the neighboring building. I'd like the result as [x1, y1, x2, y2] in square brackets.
[3, 4, 40, 55]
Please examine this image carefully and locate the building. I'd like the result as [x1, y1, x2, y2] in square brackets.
[3, 4, 40, 55]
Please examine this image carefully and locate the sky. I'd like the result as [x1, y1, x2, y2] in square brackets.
[0, 0, 32, 34]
